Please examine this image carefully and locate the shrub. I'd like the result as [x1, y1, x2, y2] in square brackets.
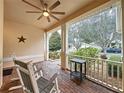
[109, 55, 122, 62]
[49, 51, 60, 60]
[108, 55, 122, 78]
[73, 47, 100, 57]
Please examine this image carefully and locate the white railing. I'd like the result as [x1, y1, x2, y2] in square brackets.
[69, 55, 123, 92]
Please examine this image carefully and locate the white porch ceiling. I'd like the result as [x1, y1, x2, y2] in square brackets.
[4, 0, 93, 30]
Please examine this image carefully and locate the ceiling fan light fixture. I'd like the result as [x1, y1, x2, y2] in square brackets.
[43, 11, 49, 16]
[23, 0, 65, 22]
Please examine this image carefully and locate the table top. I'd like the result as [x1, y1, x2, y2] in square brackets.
[3, 61, 15, 69]
[70, 58, 86, 64]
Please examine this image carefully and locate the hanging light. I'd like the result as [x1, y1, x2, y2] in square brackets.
[43, 11, 49, 17]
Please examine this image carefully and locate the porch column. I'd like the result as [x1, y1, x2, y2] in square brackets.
[44, 32, 49, 61]
[0, 0, 3, 88]
[61, 23, 68, 70]
[121, 0, 124, 92]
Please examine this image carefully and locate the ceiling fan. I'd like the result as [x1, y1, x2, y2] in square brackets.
[22, 0, 65, 22]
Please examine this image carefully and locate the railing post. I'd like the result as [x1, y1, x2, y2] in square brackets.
[117, 64, 120, 89]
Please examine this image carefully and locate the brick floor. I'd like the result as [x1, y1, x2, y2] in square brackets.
[1, 60, 116, 93]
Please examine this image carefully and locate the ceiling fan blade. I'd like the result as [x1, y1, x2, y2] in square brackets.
[50, 14, 59, 21]
[37, 15, 43, 20]
[40, 0, 44, 9]
[26, 11, 42, 13]
[22, 0, 41, 10]
[49, 1, 60, 10]
[44, 3, 48, 9]
[47, 16, 50, 22]
[51, 11, 65, 15]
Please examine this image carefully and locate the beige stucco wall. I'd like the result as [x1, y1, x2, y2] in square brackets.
[0, 0, 3, 88]
[3, 20, 45, 61]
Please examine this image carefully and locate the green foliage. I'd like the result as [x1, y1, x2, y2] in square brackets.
[108, 55, 122, 78]
[73, 47, 99, 57]
[49, 51, 60, 60]
[109, 55, 122, 62]
[49, 32, 61, 51]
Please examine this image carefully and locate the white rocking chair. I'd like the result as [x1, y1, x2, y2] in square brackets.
[14, 60, 60, 93]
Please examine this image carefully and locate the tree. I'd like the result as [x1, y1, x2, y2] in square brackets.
[49, 31, 61, 51]
[68, 7, 121, 53]
[88, 7, 118, 52]
[68, 29, 82, 50]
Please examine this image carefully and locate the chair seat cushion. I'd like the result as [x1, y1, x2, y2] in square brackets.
[37, 77, 54, 93]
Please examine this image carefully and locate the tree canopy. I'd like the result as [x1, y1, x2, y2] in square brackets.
[68, 7, 121, 51]
[49, 31, 61, 51]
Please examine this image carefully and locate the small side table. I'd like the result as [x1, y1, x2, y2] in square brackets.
[3, 61, 15, 76]
[70, 58, 86, 84]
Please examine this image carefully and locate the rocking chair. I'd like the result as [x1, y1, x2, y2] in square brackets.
[14, 60, 60, 93]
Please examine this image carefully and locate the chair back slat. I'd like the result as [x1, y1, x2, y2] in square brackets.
[14, 60, 34, 93]
[20, 70, 34, 93]
[32, 62, 43, 79]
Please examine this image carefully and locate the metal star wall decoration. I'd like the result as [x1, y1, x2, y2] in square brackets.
[18, 36, 26, 43]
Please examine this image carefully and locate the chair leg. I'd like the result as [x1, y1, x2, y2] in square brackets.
[55, 78, 60, 93]
[50, 87, 55, 93]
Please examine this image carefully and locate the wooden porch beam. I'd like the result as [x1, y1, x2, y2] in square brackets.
[45, 0, 110, 32]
